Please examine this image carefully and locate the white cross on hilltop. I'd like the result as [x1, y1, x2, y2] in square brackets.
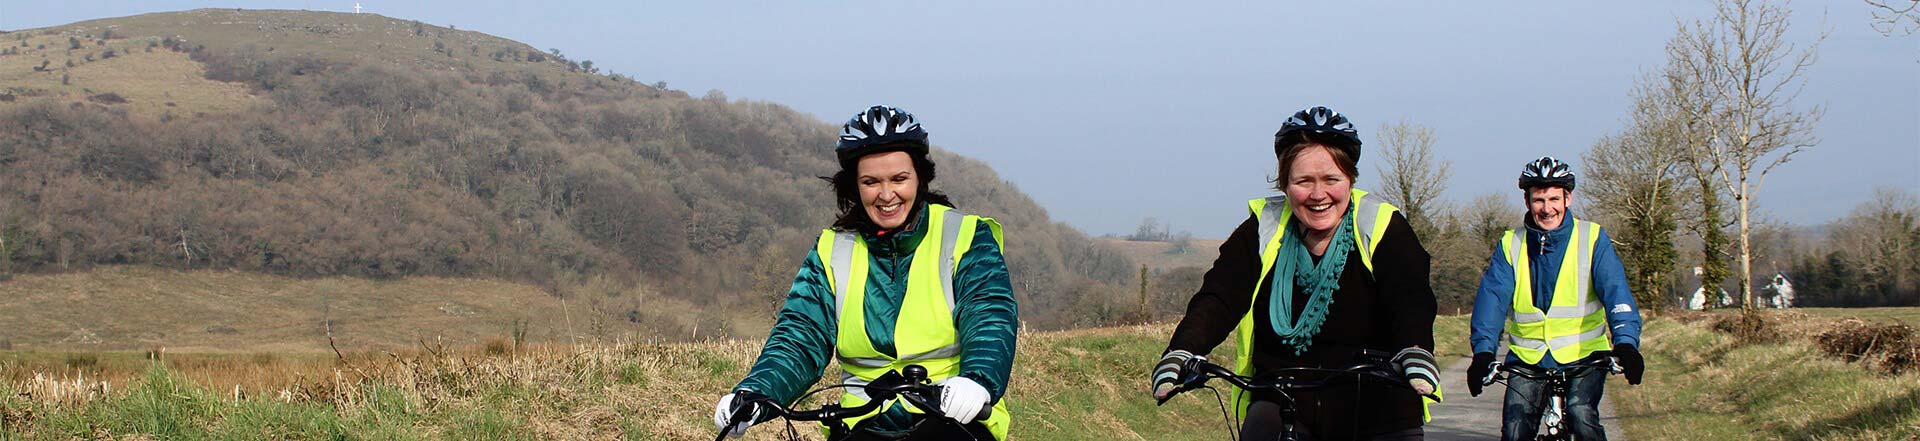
[354, 3, 363, 13]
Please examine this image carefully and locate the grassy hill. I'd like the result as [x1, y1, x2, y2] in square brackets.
[1093, 237, 1223, 273]
[0, 9, 1138, 336]
[1, 9, 587, 117]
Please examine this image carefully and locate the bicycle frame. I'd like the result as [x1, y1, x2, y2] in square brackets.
[1483, 357, 1618, 441]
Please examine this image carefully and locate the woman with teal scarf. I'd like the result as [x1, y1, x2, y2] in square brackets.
[1149, 106, 1440, 440]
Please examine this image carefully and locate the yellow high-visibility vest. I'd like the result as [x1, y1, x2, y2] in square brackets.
[1501, 219, 1611, 365]
[817, 203, 1009, 440]
[1231, 189, 1441, 421]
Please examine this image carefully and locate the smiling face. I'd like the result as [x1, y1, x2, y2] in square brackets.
[1283, 144, 1354, 235]
[1525, 186, 1570, 230]
[856, 151, 919, 230]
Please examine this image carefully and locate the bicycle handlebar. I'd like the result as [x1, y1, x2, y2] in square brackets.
[716, 365, 991, 441]
[1159, 351, 1440, 405]
[1482, 355, 1623, 387]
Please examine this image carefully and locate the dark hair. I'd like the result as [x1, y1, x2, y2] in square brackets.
[822, 152, 953, 232]
[1269, 132, 1361, 192]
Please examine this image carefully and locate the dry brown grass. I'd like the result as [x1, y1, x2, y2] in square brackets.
[0, 266, 661, 353]
[1612, 311, 1920, 440]
[1817, 318, 1919, 375]
[0, 32, 261, 118]
[4, 336, 773, 439]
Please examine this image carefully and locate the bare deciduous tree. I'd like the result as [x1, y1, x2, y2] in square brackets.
[1866, 0, 1920, 35]
[1373, 120, 1451, 239]
[1660, 38, 1737, 305]
[1584, 134, 1683, 311]
[1583, 69, 1692, 311]
[1671, 0, 1827, 312]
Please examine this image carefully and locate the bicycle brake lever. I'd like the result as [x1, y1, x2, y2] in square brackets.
[1482, 362, 1506, 386]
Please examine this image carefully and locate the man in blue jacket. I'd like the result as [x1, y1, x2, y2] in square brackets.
[1467, 156, 1644, 441]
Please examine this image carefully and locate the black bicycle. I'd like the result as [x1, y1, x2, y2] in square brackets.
[715, 365, 994, 441]
[1156, 350, 1440, 441]
[1478, 356, 1620, 441]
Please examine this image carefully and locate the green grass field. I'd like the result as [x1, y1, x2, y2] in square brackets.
[0, 316, 1469, 440]
[1799, 307, 1920, 326]
[5, 308, 1914, 439]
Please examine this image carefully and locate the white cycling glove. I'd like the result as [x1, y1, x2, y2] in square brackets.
[935, 376, 990, 425]
[711, 392, 759, 439]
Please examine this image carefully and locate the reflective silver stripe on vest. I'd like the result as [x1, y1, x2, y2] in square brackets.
[1508, 220, 1603, 324]
[837, 344, 964, 371]
[841, 372, 875, 401]
[938, 208, 965, 314]
[1256, 197, 1286, 256]
[828, 231, 859, 320]
[1565, 221, 1598, 318]
[1353, 197, 1382, 254]
[1506, 324, 1608, 351]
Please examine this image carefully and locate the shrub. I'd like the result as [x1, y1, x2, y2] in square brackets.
[483, 337, 511, 355]
[1816, 319, 1918, 375]
[63, 353, 100, 370]
[1709, 311, 1781, 344]
[86, 92, 127, 104]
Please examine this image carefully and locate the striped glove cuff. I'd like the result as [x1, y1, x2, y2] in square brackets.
[1152, 350, 1195, 386]
[1392, 347, 1439, 386]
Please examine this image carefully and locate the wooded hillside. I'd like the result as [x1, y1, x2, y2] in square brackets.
[0, 9, 1136, 336]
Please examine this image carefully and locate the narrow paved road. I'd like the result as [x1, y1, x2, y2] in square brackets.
[1425, 357, 1624, 440]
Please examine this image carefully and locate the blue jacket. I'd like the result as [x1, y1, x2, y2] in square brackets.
[1469, 213, 1642, 367]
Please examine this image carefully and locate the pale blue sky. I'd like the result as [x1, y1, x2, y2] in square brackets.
[7, 1, 1915, 236]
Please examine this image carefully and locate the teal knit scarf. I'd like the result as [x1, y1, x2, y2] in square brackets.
[1266, 214, 1355, 356]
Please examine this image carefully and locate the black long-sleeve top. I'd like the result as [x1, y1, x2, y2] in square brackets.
[1166, 210, 1437, 438]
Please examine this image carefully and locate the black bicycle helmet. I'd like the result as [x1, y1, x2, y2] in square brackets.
[836, 105, 928, 167]
[1518, 156, 1577, 191]
[1274, 106, 1363, 161]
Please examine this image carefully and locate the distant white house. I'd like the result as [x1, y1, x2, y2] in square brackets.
[1687, 286, 1731, 310]
[1764, 272, 1795, 308]
[1684, 265, 1736, 310]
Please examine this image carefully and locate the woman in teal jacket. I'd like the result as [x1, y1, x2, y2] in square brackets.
[712, 105, 1018, 441]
